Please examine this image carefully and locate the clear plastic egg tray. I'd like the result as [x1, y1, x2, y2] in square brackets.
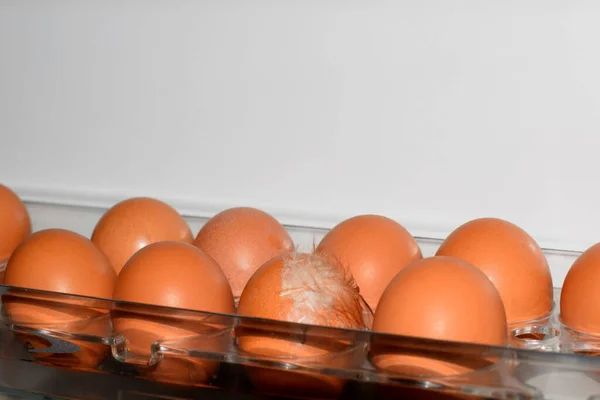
[0, 225, 599, 400]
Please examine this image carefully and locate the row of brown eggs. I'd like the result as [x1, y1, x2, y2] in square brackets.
[2, 183, 600, 361]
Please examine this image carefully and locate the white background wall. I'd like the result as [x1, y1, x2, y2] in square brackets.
[2, 0, 600, 255]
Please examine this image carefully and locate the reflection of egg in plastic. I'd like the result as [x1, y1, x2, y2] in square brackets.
[0, 184, 31, 268]
[316, 214, 422, 311]
[561, 242, 600, 336]
[436, 218, 552, 325]
[370, 256, 507, 377]
[112, 241, 235, 386]
[194, 207, 295, 298]
[237, 252, 370, 398]
[92, 197, 193, 274]
[3, 229, 116, 370]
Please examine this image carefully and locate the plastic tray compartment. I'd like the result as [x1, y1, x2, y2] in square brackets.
[0, 282, 600, 400]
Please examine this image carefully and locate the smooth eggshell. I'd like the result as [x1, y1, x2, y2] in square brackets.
[435, 218, 553, 325]
[0, 184, 31, 265]
[194, 207, 294, 298]
[237, 252, 368, 398]
[92, 197, 193, 274]
[370, 256, 507, 377]
[4, 228, 116, 370]
[112, 241, 235, 385]
[316, 214, 422, 311]
[5, 228, 116, 301]
[113, 241, 234, 313]
[561, 242, 600, 335]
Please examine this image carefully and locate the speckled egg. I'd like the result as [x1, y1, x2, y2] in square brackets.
[194, 207, 294, 298]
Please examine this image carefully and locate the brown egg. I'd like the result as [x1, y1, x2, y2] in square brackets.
[92, 197, 193, 274]
[435, 218, 553, 325]
[316, 214, 422, 311]
[237, 252, 369, 398]
[370, 256, 507, 377]
[0, 184, 31, 266]
[194, 207, 294, 298]
[3, 229, 116, 370]
[112, 241, 235, 386]
[238, 252, 369, 337]
[560, 242, 600, 335]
